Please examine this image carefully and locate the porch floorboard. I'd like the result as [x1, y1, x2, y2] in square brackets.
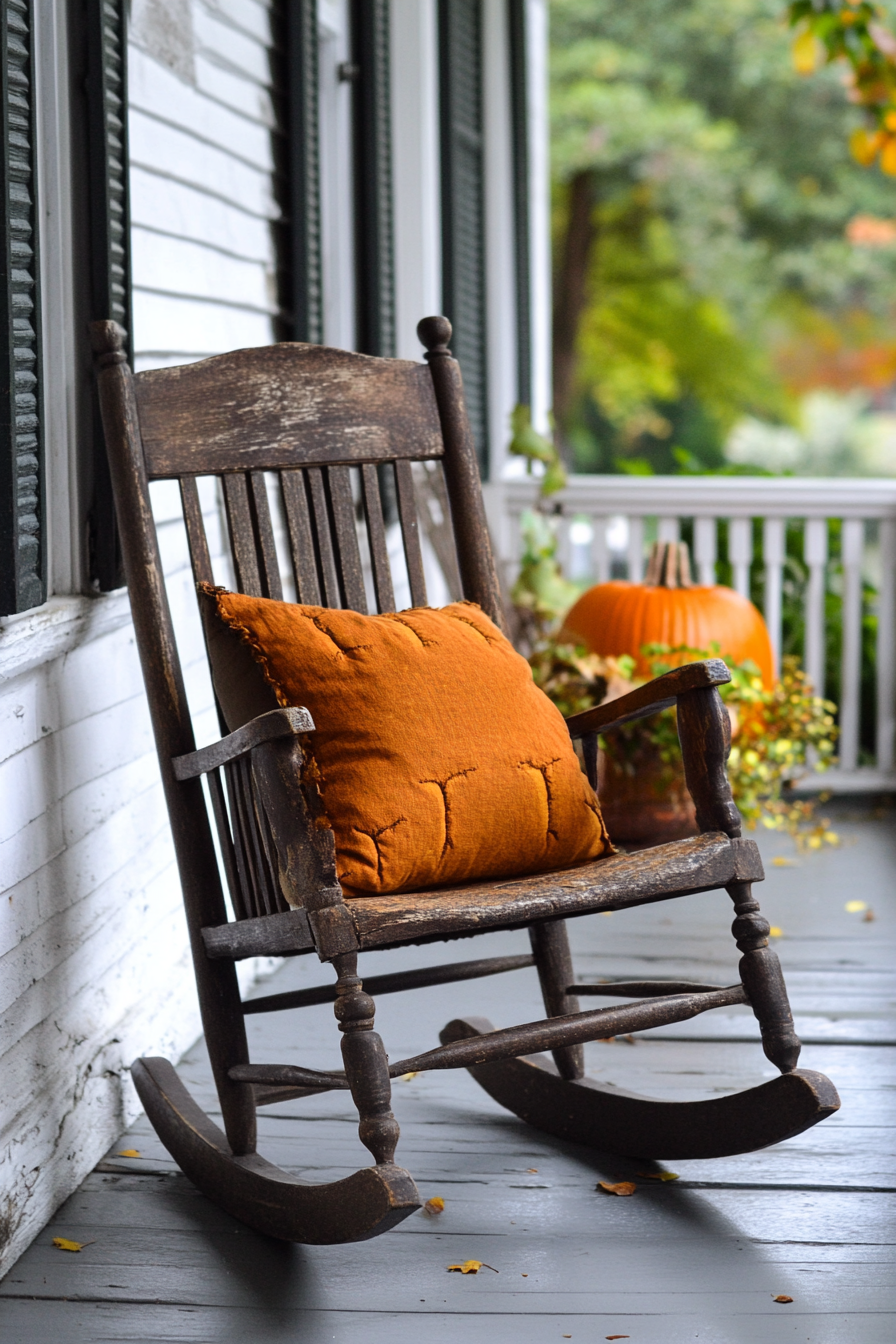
[2, 800, 894, 1342]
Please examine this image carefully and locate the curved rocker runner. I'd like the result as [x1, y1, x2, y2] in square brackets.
[93, 316, 840, 1246]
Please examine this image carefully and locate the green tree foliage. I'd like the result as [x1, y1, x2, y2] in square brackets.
[551, 0, 896, 473]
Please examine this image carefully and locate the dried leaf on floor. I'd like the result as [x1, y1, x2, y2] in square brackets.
[52, 1238, 91, 1252]
[864, 908, 876, 921]
[606, 1336, 630, 1340]
[637, 1170, 679, 1181]
[116, 1150, 141, 1158]
[597, 1180, 636, 1196]
[447, 1259, 498, 1274]
[526, 1168, 538, 1173]
[771, 856, 796, 867]
[400, 1071, 421, 1082]
[845, 900, 867, 913]
[773, 1294, 794, 1303]
[769, 926, 783, 938]
[423, 1196, 445, 1215]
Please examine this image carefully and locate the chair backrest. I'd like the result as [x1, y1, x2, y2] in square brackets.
[91, 316, 505, 926]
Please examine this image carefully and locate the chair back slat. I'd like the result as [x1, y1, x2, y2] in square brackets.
[280, 469, 322, 604]
[225, 764, 260, 917]
[247, 473, 284, 601]
[223, 475, 263, 595]
[305, 467, 343, 607]
[179, 477, 215, 586]
[360, 463, 396, 612]
[208, 768, 248, 921]
[394, 460, 427, 607]
[327, 464, 368, 613]
[135, 344, 444, 479]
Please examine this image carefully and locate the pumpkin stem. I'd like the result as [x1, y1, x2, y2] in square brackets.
[645, 541, 695, 589]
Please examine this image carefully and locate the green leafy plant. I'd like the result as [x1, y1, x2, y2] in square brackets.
[529, 636, 839, 840]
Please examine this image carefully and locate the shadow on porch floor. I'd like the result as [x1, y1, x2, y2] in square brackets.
[1, 799, 894, 1343]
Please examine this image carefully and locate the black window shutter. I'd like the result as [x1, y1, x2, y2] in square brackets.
[351, 0, 394, 359]
[438, 0, 488, 478]
[0, 0, 45, 615]
[286, 0, 323, 344]
[508, 0, 531, 410]
[85, 0, 131, 592]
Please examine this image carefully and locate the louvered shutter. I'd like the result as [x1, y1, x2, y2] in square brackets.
[352, 0, 394, 359]
[438, 0, 489, 477]
[0, 0, 44, 615]
[286, 0, 323, 344]
[85, 0, 131, 592]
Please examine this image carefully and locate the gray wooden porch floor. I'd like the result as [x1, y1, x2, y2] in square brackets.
[1, 801, 894, 1342]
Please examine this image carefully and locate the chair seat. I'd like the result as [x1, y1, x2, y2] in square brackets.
[345, 831, 764, 951]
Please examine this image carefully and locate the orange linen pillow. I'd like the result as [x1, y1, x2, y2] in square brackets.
[199, 586, 611, 897]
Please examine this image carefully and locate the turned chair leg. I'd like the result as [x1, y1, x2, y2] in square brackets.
[529, 920, 585, 1080]
[727, 881, 801, 1073]
[333, 952, 401, 1165]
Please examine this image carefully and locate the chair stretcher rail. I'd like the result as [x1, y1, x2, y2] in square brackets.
[229, 984, 749, 1092]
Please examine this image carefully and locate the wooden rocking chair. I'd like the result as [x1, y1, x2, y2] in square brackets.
[92, 316, 839, 1246]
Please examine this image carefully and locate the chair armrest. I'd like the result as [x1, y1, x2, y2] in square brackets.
[565, 659, 730, 739]
[172, 707, 315, 780]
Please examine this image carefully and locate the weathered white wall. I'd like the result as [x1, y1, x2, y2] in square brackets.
[0, 0, 284, 1277]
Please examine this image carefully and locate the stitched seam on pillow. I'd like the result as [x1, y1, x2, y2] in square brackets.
[440, 610, 502, 645]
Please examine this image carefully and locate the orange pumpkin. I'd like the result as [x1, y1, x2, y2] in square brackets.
[561, 541, 775, 687]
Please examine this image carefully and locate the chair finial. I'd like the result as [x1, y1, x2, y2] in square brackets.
[89, 320, 129, 367]
[417, 315, 452, 358]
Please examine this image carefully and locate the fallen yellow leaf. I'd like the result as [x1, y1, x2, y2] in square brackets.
[423, 1196, 445, 1215]
[637, 1170, 679, 1181]
[845, 900, 867, 913]
[400, 1071, 421, 1082]
[597, 1180, 636, 1196]
[769, 926, 783, 938]
[52, 1238, 86, 1252]
[116, 1150, 141, 1158]
[447, 1259, 498, 1274]
[771, 857, 795, 867]
[773, 1294, 794, 1303]
[526, 1168, 538, 1173]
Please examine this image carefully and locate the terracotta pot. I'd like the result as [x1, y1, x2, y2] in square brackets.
[597, 743, 697, 850]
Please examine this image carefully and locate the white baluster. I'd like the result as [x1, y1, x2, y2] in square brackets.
[876, 518, 896, 772]
[803, 518, 828, 699]
[556, 509, 572, 580]
[591, 516, 610, 584]
[763, 518, 785, 678]
[628, 516, 645, 581]
[694, 517, 717, 586]
[839, 518, 865, 773]
[657, 516, 680, 544]
[728, 517, 752, 598]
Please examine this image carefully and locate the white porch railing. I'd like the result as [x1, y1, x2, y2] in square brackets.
[483, 475, 896, 793]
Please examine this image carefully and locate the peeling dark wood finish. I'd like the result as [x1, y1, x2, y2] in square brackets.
[90, 313, 838, 1248]
[247, 472, 283, 600]
[566, 659, 731, 739]
[327, 464, 368, 612]
[417, 318, 506, 630]
[393, 459, 427, 607]
[280, 469, 322, 603]
[202, 908, 314, 960]
[441, 1019, 841, 1159]
[360, 462, 395, 611]
[178, 478, 214, 586]
[306, 466, 342, 607]
[172, 707, 314, 780]
[134, 344, 445, 479]
[346, 834, 764, 950]
[222, 475, 263, 596]
[243, 952, 536, 1014]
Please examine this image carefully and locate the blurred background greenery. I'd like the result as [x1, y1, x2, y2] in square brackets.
[550, 0, 896, 477]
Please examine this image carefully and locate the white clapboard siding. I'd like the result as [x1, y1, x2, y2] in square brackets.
[0, 1, 287, 1277]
